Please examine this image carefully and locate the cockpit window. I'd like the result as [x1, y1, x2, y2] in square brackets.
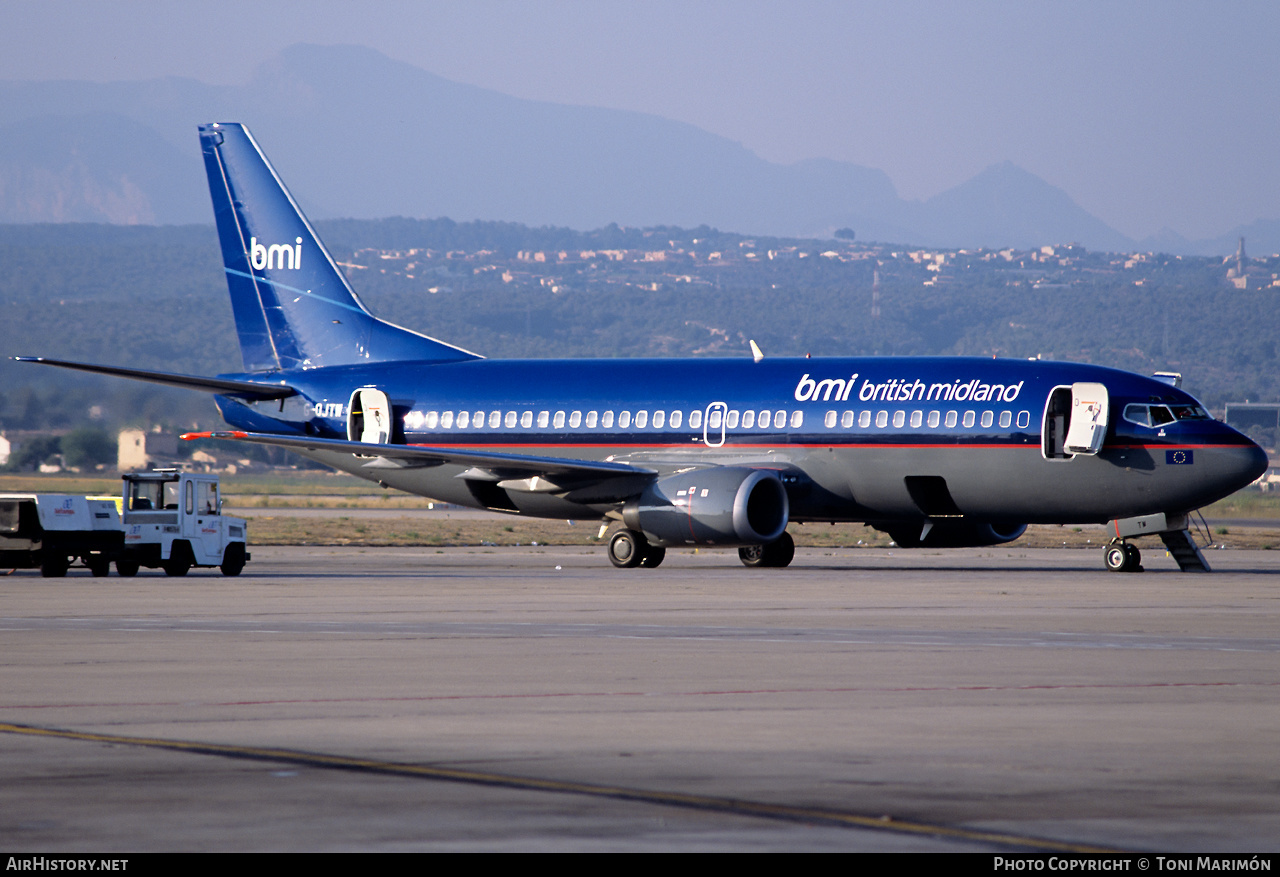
[1123, 402, 1210, 428]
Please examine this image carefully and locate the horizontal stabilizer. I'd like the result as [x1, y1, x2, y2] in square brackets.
[184, 430, 656, 485]
[14, 357, 296, 400]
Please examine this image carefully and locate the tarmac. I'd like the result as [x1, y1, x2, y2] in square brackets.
[1, 544, 1278, 852]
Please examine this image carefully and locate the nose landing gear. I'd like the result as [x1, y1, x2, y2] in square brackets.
[1104, 541, 1143, 573]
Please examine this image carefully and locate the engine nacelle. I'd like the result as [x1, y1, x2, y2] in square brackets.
[878, 520, 1028, 548]
[623, 467, 789, 547]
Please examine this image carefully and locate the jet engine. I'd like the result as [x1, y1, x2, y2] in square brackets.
[878, 520, 1027, 548]
[622, 467, 789, 547]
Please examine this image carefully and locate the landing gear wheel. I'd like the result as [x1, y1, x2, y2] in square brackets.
[1104, 542, 1142, 573]
[1125, 543, 1143, 572]
[1104, 544, 1128, 572]
[739, 531, 795, 568]
[115, 558, 140, 577]
[608, 529, 647, 569]
[638, 545, 666, 568]
[87, 557, 110, 577]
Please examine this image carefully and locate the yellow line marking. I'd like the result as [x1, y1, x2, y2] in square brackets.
[0, 721, 1121, 852]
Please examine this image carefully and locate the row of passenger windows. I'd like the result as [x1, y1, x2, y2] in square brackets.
[402, 407, 1033, 432]
[825, 409, 1032, 430]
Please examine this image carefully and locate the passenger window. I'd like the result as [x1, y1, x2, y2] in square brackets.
[618, 411, 631, 428]
[521, 411, 533, 428]
[927, 410, 940, 428]
[425, 411, 439, 429]
[876, 411, 888, 428]
[505, 411, 517, 428]
[554, 411, 566, 429]
[690, 410, 703, 429]
[774, 411, 786, 429]
[791, 411, 803, 428]
[859, 410, 871, 428]
[457, 411, 470, 429]
[825, 411, 837, 428]
[569, 411, 582, 428]
[537, 411, 550, 429]
[726, 410, 739, 429]
[910, 410, 922, 428]
[602, 411, 615, 428]
[758, 410, 770, 427]
[652, 410, 665, 429]
[980, 411, 993, 428]
[892, 410, 905, 428]
[742, 410, 755, 428]
[1017, 411, 1030, 429]
[999, 411, 1012, 429]
[669, 410, 682, 428]
[635, 411, 648, 428]
[842, 410, 854, 428]
[963, 411, 975, 428]
[488, 411, 500, 428]
[441, 411, 454, 430]
[708, 409, 722, 428]
[945, 411, 958, 428]
[586, 411, 598, 428]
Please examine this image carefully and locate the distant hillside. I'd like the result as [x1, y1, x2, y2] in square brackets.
[3, 222, 1278, 442]
[0, 43, 1143, 251]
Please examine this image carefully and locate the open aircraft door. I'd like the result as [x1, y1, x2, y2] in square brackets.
[1063, 382, 1109, 455]
[347, 387, 393, 445]
[1043, 382, 1109, 458]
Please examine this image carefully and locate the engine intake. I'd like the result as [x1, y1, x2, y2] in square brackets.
[623, 468, 789, 547]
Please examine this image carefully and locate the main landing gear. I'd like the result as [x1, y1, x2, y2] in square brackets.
[739, 531, 795, 568]
[607, 529, 666, 569]
[1104, 541, 1143, 573]
[606, 529, 797, 569]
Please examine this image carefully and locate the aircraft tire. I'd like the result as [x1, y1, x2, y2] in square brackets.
[115, 558, 140, 577]
[87, 557, 110, 577]
[1104, 543, 1129, 572]
[608, 529, 647, 569]
[739, 531, 795, 568]
[768, 531, 796, 568]
[738, 544, 767, 567]
[220, 544, 246, 577]
[639, 545, 666, 568]
[1125, 543, 1143, 572]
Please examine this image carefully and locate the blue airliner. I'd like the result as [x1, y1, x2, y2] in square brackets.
[18, 123, 1268, 572]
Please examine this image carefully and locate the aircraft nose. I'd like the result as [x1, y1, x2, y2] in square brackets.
[1238, 438, 1271, 488]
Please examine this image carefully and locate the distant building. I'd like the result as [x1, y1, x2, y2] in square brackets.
[117, 428, 178, 471]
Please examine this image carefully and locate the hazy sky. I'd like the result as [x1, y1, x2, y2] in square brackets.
[5, 0, 1278, 241]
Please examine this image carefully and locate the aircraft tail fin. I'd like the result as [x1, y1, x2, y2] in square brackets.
[198, 123, 480, 372]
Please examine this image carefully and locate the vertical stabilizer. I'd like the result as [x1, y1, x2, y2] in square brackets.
[199, 123, 479, 372]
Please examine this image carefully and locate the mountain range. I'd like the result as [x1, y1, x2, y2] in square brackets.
[0, 43, 1268, 255]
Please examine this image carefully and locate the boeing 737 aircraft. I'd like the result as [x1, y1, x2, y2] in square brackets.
[17, 123, 1268, 572]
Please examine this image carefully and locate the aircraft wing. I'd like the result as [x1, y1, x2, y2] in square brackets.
[184, 430, 657, 494]
[14, 357, 296, 400]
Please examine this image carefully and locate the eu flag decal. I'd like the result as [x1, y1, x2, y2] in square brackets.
[1166, 449, 1194, 465]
